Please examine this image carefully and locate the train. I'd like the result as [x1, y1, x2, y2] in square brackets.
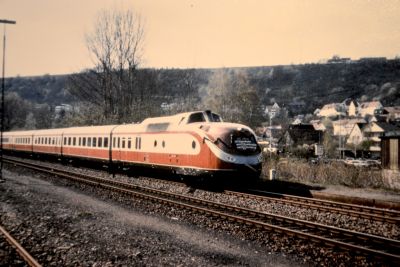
[2, 110, 263, 180]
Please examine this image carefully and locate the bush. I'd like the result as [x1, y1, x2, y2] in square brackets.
[262, 158, 386, 189]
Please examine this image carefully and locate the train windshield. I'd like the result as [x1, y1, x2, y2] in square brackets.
[205, 110, 222, 122]
[187, 112, 206, 123]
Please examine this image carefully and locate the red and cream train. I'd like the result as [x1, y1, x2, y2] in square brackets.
[2, 110, 262, 179]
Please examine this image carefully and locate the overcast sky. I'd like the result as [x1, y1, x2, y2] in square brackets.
[1, 0, 400, 77]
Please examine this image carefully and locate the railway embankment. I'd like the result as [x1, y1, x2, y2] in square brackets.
[2, 159, 399, 265]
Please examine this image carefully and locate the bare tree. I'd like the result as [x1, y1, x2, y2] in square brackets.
[69, 8, 145, 123]
[200, 69, 264, 128]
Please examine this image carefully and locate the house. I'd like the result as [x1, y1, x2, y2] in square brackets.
[279, 124, 323, 149]
[382, 106, 400, 121]
[291, 115, 304, 125]
[348, 101, 359, 117]
[381, 131, 400, 189]
[362, 122, 400, 154]
[310, 120, 326, 132]
[264, 103, 281, 119]
[381, 132, 400, 170]
[318, 103, 346, 118]
[332, 118, 366, 137]
[359, 101, 383, 117]
[346, 123, 367, 146]
[54, 104, 73, 119]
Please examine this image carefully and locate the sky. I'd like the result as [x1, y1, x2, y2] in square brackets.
[1, 0, 400, 77]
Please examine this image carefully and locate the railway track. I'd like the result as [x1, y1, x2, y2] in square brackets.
[0, 225, 42, 267]
[225, 189, 400, 224]
[124, 172, 400, 224]
[4, 157, 400, 264]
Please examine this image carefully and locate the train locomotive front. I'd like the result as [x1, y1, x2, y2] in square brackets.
[177, 110, 263, 179]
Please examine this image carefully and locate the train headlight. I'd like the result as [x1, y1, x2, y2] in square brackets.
[225, 155, 236, 163]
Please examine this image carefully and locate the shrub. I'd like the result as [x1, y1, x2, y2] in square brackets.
[262, 158, 386, 189]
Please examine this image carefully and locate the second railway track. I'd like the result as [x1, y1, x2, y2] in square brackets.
[224, 189, 400, 224]
[4, 157, 400, 264]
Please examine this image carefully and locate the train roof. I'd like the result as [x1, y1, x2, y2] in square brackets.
[62, 125, 119, 135]
[4, 111, 222, 136]
[141, 111, 192, 125]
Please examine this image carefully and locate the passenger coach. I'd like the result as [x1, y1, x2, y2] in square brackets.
[3, 110, 263, 179]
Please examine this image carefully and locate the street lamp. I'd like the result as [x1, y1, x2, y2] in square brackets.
[0, 19, 16, 181]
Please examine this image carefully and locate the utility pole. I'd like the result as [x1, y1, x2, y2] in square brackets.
[269, 115, 272, 158]
[0, 19, 16, 182]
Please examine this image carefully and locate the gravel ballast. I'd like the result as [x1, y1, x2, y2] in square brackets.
[2, 158, 396, 266]
[0, 168, 301, 266]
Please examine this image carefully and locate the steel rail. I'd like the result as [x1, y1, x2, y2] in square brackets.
[121, 172, 400, 223]
[0, 225, 42, 267]
[5, 158, 400, 263]
[225, 189, 400, 224]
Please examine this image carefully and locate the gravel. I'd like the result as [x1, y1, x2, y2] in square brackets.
[1, 168, 302, 267]
[56, 162, 399, 240]
[2, 157, 397, 266]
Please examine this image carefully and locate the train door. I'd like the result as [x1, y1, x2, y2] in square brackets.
[112, 135, 122, 162]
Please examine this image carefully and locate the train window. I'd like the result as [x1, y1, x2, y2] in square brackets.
[73, 137, 76, 146]
[127, 138, 131, 149]
[64, 137, 67, 145]
[88, 137, 91, 147]
[118, 137, 120, 148]
[188, 112, 206, 124]
[104, 137, 108, 148]
[162, 140, 165, 148]
[154, 140, 157, 147]
[68, 137, 71, 146]
[122, 138, 126, 149]
[146, 123, 169, 132]
[45, 138, 48, 145]
[78, 137, 81, 146]
[135, 137, 138, 149]
[205, 110, 222, 122]
[139, 137, 141, 149]
[52, 138, 55, 145]
[192, 141, 196, 149]
[98, 137, 102, 147]
[82, 137, 86, 146]
[113, 137, 116, 148]
[93, 137, 97, 147]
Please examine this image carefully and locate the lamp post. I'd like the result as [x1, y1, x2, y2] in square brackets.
[0, 19, 16, 181]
